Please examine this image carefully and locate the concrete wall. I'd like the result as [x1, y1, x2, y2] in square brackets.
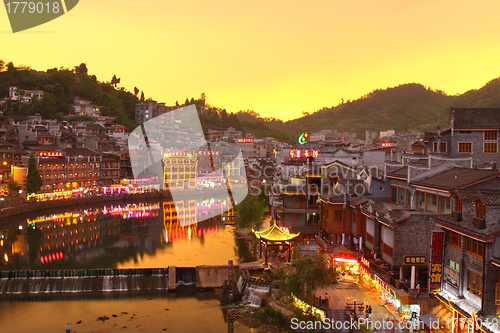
[196, 265, 238, 289]
[450, 130, 500, 168]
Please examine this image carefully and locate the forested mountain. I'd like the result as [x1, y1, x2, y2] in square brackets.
[2, 59, 500, 142]
[240, 78, 500, 140]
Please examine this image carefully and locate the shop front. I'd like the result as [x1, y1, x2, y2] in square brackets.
[30, 189, 72, 201]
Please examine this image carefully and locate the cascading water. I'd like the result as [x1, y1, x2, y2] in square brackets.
[237, 276, 270, 307]
[0, 268, 170, 296]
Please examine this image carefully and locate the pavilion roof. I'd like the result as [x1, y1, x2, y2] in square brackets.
[253, 223, 300, 242]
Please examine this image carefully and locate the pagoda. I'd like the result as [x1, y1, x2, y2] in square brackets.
[253, 223, 300, 265]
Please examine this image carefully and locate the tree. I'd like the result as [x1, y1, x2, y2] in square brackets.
[74, 63, 88, 75]
[235, 195, 267, 228]
[111, 75, 121, 87]
[140, 91, 145, 103]
[184, 98, 189, 106]
[134, 87, 139, 96]
[200, 92, 206, 103]
[0, 59, 4, 71]
[26, 153, 42, 196]
[276, 252, 336, 303]
[6, 62, 15, 72]
[6, 181, 21, 195]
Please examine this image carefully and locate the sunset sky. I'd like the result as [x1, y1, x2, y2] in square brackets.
[2, 0, 500, 121]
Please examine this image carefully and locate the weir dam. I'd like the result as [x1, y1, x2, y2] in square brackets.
[0, 264, 242, 298]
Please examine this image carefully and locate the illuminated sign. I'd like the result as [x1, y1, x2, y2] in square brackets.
[429, 231, 444, 292]
[334, 257, 358, 263]
[289, 149, 319, 159]
[279, 226, 289, 233]
[404, 255, 427, 265]
[298, 132, 309, 145]
[198, 150, 219, 156]
[360, 257, 370, 267]
[381, 142, 392, 147]
[238, 138, 254, 143]
[374, 274, 396, 299]
[39, 151, 63, 157]
[165, 152, 192, 157]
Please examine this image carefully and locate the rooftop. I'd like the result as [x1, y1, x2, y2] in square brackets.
[412, 168, 500, 190]
[451, 108, 500, 130]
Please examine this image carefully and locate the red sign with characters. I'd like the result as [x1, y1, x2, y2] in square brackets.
[39, 151, 63, 157]
[238, 138, 254, 143]
[429, 230, 445, 292]
[289, 149, 319, 159]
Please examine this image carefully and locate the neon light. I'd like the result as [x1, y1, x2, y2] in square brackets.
[334, 257, 358, 263]
[298, 132, 308, 145]
[360, 257, 370, 267]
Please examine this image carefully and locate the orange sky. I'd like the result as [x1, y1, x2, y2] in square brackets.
[2, 0, 500, 121]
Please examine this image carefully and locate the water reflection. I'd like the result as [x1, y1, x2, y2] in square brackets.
[0, 197, 244, 270]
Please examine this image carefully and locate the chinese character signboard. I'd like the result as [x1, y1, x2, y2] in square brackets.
[443, 265, 459, 289]
[429, 230, 444, 292]
[404, 255, 427, 265]
[288, 149, 319, 160]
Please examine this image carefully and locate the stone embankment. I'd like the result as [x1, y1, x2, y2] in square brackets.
[0, 191, 171, 220]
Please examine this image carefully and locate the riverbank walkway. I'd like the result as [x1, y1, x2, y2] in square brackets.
[315, 278, 407, 333]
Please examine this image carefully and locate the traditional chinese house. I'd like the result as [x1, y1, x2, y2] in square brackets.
[429, 188, 500, 333]
[253, 223, 300, 265]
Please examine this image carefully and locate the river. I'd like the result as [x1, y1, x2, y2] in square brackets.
[0, 198, 257, 333]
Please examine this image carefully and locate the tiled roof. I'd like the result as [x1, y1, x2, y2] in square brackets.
[453, 190, 480, 201]
[361, 200, 416, 225]
[451, 108, 500, 129]
[350, 197, 369, 207]
[434, 215, 500, 241]
[64, 148, 99, 156]
[253, 223, 300, 242]
[412, 168, 500, 190]
[473, 193, 500, 206]
[466, 177, 500, 190]
[387, 166, 408, 178]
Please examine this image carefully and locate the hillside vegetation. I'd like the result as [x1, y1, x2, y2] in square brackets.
[2, 60, 500, 141]
[240, 78, 500, 140]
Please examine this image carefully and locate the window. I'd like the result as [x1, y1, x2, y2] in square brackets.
[466, 238, 484, 258]
[366, 233, 374, 244]
[484, 142, 498, 153]
[446, 230, 461, 248]
[476, 201, 486, 219]
[391, 186, 398, 203]
[433, 142, 447, 153]
[468, 270, 482, 296]
[426, 193, 438, 213]
[382, 242, 393, 257]
[439, 196, 451, 214]
[458, 142, 472, 153]
[484, 131, 498, 141]
[416, 191, 426, 211]
[334, 211, 342, 222]
[455, 197, 462, 212]
[398, 187, 406, 206]
[449, 260, 459, 272]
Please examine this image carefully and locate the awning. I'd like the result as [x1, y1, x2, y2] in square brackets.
[420, 313, 440, 327]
